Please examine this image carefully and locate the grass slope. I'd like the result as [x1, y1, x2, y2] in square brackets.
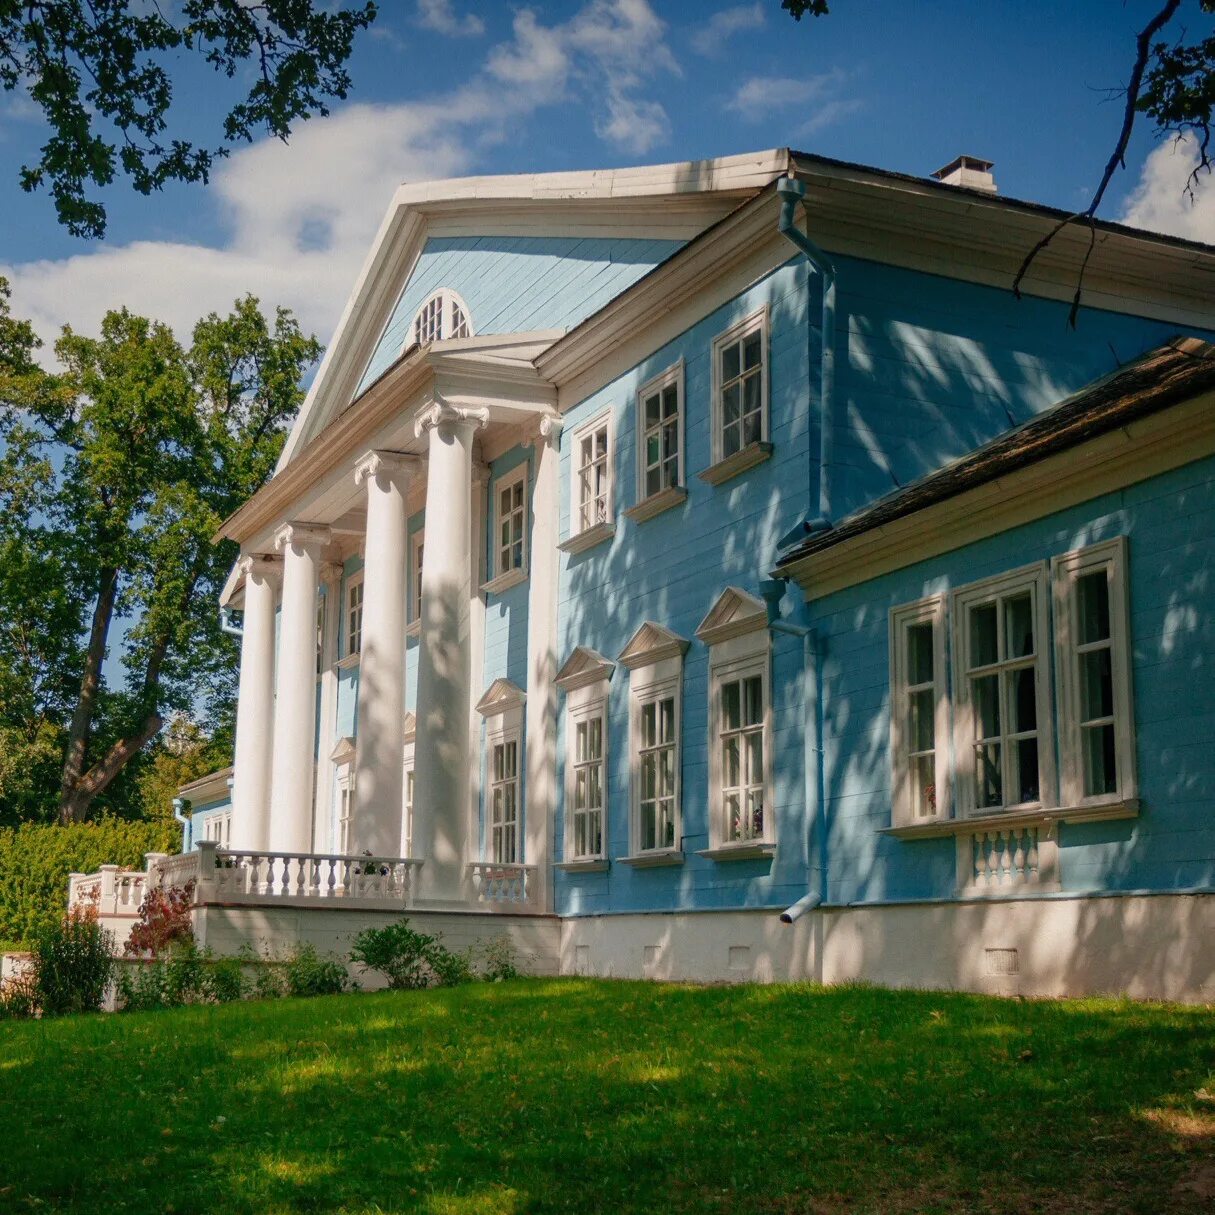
[1, 980, 1213, 1214]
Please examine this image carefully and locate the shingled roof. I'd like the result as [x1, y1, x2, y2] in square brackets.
[774, 336, 1215, 574]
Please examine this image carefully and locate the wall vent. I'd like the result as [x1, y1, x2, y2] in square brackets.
[574, 944, 590, 974]
[985, 947, 1020, 976]
[643, 944, 662, 973]
[728, 945, 751, 971]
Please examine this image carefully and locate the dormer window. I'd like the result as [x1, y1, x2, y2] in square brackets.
[412, 290, 472, 346]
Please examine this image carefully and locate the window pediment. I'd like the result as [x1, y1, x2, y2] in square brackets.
[402, 711, 416, 744]
[475, 678, 527, 717]
[556, 646, 615, 692]
[695, 587, 768, 646]
[618, 622, 689, 670]
[330, 735, 356, 765]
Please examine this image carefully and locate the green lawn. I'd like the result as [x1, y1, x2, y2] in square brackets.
[1, 981, 1213, 1214]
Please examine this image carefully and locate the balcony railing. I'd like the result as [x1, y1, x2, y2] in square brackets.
[468, 861, 536, 906]
[67, 865, 149, 917]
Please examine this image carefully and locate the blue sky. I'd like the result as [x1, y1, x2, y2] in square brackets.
[1, 0, 1211, 354]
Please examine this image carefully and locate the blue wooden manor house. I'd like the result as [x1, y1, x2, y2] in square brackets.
[80, 149, 1214, 1000]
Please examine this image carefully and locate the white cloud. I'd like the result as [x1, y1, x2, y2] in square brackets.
[727, 71, 847, 122]
[690, 4, 765, 56]
[416, 0, 485, 38]
[0, 0, 678, 357]
[1118, 135, 1215, 242]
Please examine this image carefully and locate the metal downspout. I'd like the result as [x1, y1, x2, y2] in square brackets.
[172, 796, 192, 853]
[219, 606, 243, 638]
[776, 175, 837, 540]
[759, 581, 828, 925]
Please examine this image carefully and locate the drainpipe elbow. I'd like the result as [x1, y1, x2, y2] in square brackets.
[780, 891, 822, 924]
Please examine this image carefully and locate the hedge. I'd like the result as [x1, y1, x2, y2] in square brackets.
[0, 818, 180, 948]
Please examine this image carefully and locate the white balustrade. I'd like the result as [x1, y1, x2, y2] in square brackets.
[151, 852, 201, 892]
[194, 840, 421, 907]
[67, 866, 147, 916]
[468, 862, 535, 906]
[964, 825, 1051, 891]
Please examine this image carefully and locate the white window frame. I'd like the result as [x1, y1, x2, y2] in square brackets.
[628, 662, 682, 858]
[335, 766, 354, 855]
[570, 410, 614, 537]
[950, 563, 1057, 818]
[411, 288, 472, 348]
[1052, 537, 1136, 808]
[410, 529, 425, 626]
[565, 689, 608, 863]
[710, 307, 769, 466]
[707, 632, 773, 849]
[487, 721, 522, 865]
[889, 595, 951, 827]
[345, 571, 364, 658]
[401, 741, 415, 858]
[635, 361, 685, 504]
[493, 463, 529, 582]
[202, 811, 232, 847]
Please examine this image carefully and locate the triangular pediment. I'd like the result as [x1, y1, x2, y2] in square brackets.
[330, 735, 356, 765]
[618, 622, 689, 670]
[556, 646, 615, 693]
[475, 678, 527, 717]
[402, 711, 416, 743]
[695, 587, 768, 646]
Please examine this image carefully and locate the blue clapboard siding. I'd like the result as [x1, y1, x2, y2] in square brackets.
[359, 235, 685, 391]
[551, 240, 1211, 918]
[810, 454, 1215, 905]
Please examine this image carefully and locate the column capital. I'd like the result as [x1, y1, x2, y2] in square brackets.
[530, 411, 563, 450]
[274, 522, 332, 556]
[320, 560, 345, 585]
[472, 460, 491, 488]
[238, 553, 280, 582]
[354, 449, 422, 488]
[414, 401, 490, 440]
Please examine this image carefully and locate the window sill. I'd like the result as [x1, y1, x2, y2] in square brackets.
[555, 858, 609, 873]
[405, 619, 420, 638]
[481, 567, 528, 595]
[335, 653, 361, 671]
[882, 798, 1141, 840]
[696, 842, 776, 862]
[616, 849, 684, 868]
[697, 441, 773, 487]
[558, 521, 615, 555]
[624, 486, 687, 523]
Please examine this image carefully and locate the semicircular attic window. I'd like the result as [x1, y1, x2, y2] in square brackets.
[412, 289, 472, 347]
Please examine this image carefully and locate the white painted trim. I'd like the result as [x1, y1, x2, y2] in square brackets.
[1051, 537, 1138, 808]
[634, 359, 685, 507]
[558, 520, 616, 555]
[623, 484, 686, 524]
[618, 621, 690, 669]
[888, 594, 951, 828]
[492, 462, 530, 583]
[556, 645, 616, 692]
[485, 711, 524, 865]
[568, 409, 615, 541]
[695, 586, 768, 647]
[704, 630, 773, 850]
[783, 391, 1215, 598]
[564, 683, 609, 864]
[710, 306, 769, 466]
[344, 570, 365, 659]
[409, 288, 473, 349]
[626, 653, 685, 857]
[475, 678, 527, 717]
[410, 528, 425, 626]
[950, 562, 1057, 818]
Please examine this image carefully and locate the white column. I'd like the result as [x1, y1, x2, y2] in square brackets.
[525, 414, 562, 912]
[230, 555, 280, 851]
[268, 522, 331, 853]
[413, 401, 488, 903]
[352, 451, 418, 856]
[311, 561, 343, 852]
[466, 461, 490, 879]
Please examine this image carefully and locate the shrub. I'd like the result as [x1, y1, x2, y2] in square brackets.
[284, 943, 348, 997]
[475, 935, 521, 983]
[0, 971, 38, 1020]
[32, 908, 113, 1016]
[350, 919, 471, 990]
[0, 818, 180, 946]
[116, 960, 169, 1012]
[203, 954, 247, 1004]
[125, 882, 195, 958]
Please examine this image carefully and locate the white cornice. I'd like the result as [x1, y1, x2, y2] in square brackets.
[779, 391, 1215, 600]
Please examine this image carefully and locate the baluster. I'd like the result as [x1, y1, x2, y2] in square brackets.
[1026, 828, 1040, 880]
[1012, 829, 1026, 880]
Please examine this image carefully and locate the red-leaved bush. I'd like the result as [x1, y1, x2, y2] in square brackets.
[125, 882, 196, 958]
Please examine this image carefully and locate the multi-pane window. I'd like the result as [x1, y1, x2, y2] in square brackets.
[337, 779, 353, 854]
[411, 531, 425, 624]
[720, 674, 765, 842]
[713, 311, 767, 461]
[637, 365, 682, 500]
[412, 290, 472, 347]
[570, 714, 605, 859]
[1053, 538, 1135, 806]
[401, 765, 414, 858]
[346, 577, 364, 656]
[496, 467, 528, 577]
[490, 738, 519, 863]
[316, 595, 326, 674]
[203, 812, 231, 846]
[955, 573, 1049, 811]
[638, 694, 678, 851]
[889, 596, 948, 824]
[576, 420, 611, 532]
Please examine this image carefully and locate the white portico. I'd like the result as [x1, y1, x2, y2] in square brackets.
[218, 333, 562, 911]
